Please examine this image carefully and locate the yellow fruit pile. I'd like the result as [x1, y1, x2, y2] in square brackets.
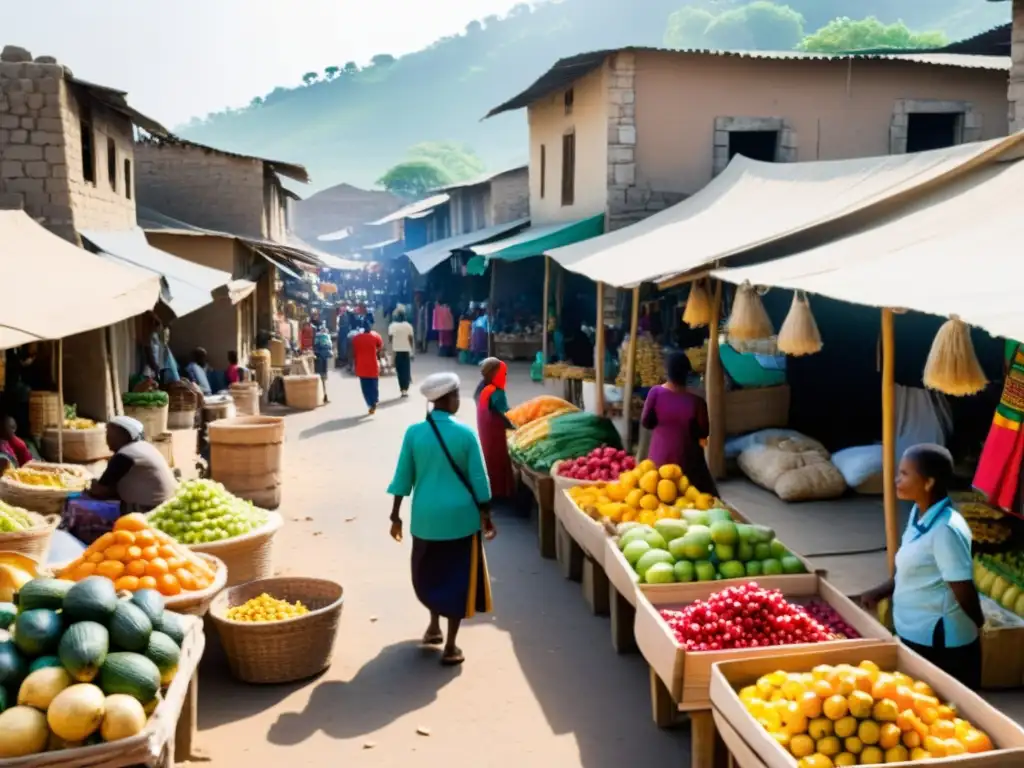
[3, 466, 88, 491]
[226, 593, 310, 623]
[568, 459, 715, 525]
[63, 418, 97, 430]
[740, 661, 995, 766]
[616, 334, 664, 388]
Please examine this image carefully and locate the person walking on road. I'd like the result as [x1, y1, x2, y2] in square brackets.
[313, 324, 333, 404]
[389, 307, 415, 397]
[351, 318, 383, 414]
[388, 372, 496, 666]
[475, 358, 516, 500]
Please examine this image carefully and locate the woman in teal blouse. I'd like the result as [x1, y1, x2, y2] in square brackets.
[388, 372, 497, 666]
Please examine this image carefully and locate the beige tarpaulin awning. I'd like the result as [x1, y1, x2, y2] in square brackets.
[713, 153, 1024, 342]
[547, 134, 1024, 288]
[0, 211, 161, 349]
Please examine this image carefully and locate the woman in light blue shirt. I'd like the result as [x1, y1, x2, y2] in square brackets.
[388, 372, 497, 666]
[859, 444, 983, 687]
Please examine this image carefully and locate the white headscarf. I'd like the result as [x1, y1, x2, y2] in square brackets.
[419, 372, 459, 403]
[109, 415, 144, 441]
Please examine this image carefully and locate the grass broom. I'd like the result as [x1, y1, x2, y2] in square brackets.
[726, 281, 774, 342]
[777, 291, 823, 356]
[923, 315, 988, 397]
[682, 280, 712, 328]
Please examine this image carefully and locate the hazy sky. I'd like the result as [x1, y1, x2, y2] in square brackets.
[7, 0, 525, 127]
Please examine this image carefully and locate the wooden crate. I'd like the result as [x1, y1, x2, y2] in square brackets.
[634, 574, 893, 715]
[603, 535, 640, 608]
[516, 463, 556, 559]
[554, 490, 609, 565]
[711, 642, 1024, 768]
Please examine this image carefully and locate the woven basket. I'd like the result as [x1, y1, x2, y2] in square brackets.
[229, 382, 260, 416]
[168, 408, 197, 430]
[0, 512, 60, 561]
[209, 416, 284, 509]
[210, 577, 344, 684]
[152, 432, 174, 468]
[163, 552, 228, 616]
[269, 338, 286, 367]
[168, 384, 199, 412]
[42, 425, 108, 463]
[0, 463, 92, 516]
[284, 375, 322, 410]
[124, 403, 169, 439]
[186, 512, 282, 587]
[29, 391, 61, 439]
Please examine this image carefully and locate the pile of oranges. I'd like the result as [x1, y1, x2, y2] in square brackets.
[740, 660, 995, 766]
[57, 513, 217, 596]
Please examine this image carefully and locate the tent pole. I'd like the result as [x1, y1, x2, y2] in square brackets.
[542, 256, 551, 365]
[623, 286, 640, 451]
[488, 260, 497, 357]
[705, 280, 726, 480]
[595, 281, 606, 417]
[57, 339, 64, 464]
[881, 307, 898, 576]
[555, 263, 564, 325]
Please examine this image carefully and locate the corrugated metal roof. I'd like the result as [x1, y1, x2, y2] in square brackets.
[366, 193, 450, 225]
[364, 237, 401, 250]
[484, 47, 1010, 119]
[435, 165, 529, 192]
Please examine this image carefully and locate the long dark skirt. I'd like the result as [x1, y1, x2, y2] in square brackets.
[394, 352, 412, 392]
[899, 622, 981, 689]
[411, 534, 493, 620]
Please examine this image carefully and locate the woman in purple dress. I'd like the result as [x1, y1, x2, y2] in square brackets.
[640, 352, 718, 496]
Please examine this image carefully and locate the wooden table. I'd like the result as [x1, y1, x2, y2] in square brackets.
[517, 463, 556, 560]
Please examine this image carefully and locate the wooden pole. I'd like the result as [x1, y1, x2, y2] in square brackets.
[555, 264, 564, 325]
[488, 260, 497, 357]
[56, 340, 64, 463]
[881, 307, 899, 576]
[595, 281, 606, 417]
[623, 286, 641, 450]
[705, 280, 726, 480]
[542, 256, 551, 364]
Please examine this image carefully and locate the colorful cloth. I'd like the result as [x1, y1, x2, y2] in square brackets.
[411, 534, 493, 620]
[300, 323, 314, 351]
[975, 342, 1024, 510]
[477, 362, 515, 499]
[456, 319, 472, 351]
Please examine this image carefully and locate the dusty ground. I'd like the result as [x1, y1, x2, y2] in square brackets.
[192, 357, 1024, 766]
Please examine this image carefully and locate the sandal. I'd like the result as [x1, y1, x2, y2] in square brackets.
[421, 631, 444, 646]
[441, 647, 465, 666]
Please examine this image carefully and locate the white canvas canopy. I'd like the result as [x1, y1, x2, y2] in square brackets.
[0, 211, 161, 350]
[547, 135, 1024, 288]
[713, 152, 1024, 343]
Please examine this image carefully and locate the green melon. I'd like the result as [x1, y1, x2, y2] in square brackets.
[144, 632, 180, 685]
[129, 590, 165, 626]
[0, 603, 17, 631]
[62, 578, 117, 625]
[0, 642, 26, 689]
[27, 656, 62, 674]
[16, 579, 74, 612]
[98, 653, 161, 704]
[13, 609, 62, 657]
[58, 622, 109, 683]
[152, 612, 185, 647]
[108, 603, 152, 653]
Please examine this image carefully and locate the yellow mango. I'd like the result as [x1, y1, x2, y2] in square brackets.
[658, 464, 682, 481]
[625, 489, 645, 509]
[657, 479, 678, 504]
[639, 494, 661, 511]
[639, 470, 660, 495]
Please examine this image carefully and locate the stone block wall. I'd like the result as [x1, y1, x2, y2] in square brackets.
[489, 167, 529, 225]
[135, 142, 266, 238]
[1011, 0, 1024, 132]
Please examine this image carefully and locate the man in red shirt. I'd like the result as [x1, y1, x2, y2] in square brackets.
[351, 320, 384, 414]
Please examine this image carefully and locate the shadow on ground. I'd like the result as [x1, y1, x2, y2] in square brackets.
[298, 397, 406, 440]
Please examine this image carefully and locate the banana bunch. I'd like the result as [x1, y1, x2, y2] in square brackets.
[951, 491, 1004, 521]
[969, 520, 1011, 545]
[616, 334, 665, 387]
[63, 417, 97, 430]
[4, 466, 87, 491]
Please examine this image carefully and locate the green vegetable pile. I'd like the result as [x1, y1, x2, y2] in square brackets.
[510, 412, 623, 473]
[121, 392, 169, 409]
[0, 503, 36, 533]
[148, 480, 269, 545]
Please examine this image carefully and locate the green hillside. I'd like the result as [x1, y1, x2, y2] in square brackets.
[177, 0, 1009, 192]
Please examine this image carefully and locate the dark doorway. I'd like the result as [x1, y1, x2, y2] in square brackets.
[728, 130, 779, 162]
[906, 112, 961, 152]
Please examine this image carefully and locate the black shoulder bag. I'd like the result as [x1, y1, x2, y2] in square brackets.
[426, 413, 482, 510]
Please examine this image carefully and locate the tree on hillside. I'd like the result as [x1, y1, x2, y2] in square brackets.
[324, 66, 340, 80]
[664, 7, 716, 48]
[377, 160, 452, 199]
[703, 2, 805, 51]
[371, 54, 397, 67]
[407, 142, 485, 182]
[799, 17, 947, 53]
[302, 72, 319, 85]
[344, 61, 359, 75]
[249, 96, 264, 108]
[466, 20, 483, 34]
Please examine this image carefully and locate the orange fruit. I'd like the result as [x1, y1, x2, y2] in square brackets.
[166, 558, 186, 572]
[157, 573, 181, 596]
[115, 513, 148, 532]
[91, 532, 116, 551]
[158, 545, 177, 560]
[931, 720, 956, 740]
[902, 730, 922, 749]
[799, 691, 823, 718]
[126, 546, 142, 560]
[812, 680, 834, 699]
[879, 723, 901, 749]
[125, 560, 147, 577]
[145, 558, 169, 577]
[964, 730, 993, 753]
[822, 695, 848, 721]
[113, 530, 136, 545]
[87, 551, 105, 564]
[175, 569, 197, 591]
[141, 546, 160, 561]
[893, 686, 915, 712]
[97, 560, 125, 580]
[114, 575, 140, 592]
[912, 680, 935, 697]
[138, 575, 159, 590]
[72, 562, 97, 580]
[871, 678, 897, 701]
[134, 530, 156, 547]
[104, 545, 129, 562]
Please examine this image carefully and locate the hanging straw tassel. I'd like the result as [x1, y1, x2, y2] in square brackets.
[777, 290, 822, 356]
[923, 315, 988, 397]
[682, 280, 712, 328]
[726, 282, 774, 341]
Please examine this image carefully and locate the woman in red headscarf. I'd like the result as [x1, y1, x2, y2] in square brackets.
[475, 358, 516, 499]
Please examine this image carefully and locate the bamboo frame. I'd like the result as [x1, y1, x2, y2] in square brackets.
[595, 281, 606, 416]
[542, 256, 551, 365]
[56, 339, 64, 463]
[623, 286, 640, 449]
[705, 280, 726, 479]
[881, 307, 898, 575]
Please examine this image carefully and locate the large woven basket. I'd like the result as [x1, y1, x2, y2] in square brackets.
[229, 382, 261, 416]
[163, 552, 228, 616]
[183, 512, 282, 587]
[284, 375, 322, 410]
[167, 408, 197, 430]
[0, 463, 92, 516]
[42, 425, 109, 463]
[28, 391, 61, 439]
[210, 577, 344, 684]
[124, 403, 169, 439]
[209, 416, 284, 509]
[0, 512, 60, 561]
